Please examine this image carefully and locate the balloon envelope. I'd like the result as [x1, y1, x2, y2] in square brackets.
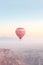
[15, 28, 25, 39]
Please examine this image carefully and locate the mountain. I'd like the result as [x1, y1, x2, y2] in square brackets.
[17, 49, 43, 65]
[0, 48, 25, 65]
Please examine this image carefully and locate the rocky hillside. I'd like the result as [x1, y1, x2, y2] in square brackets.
[0, 48, 25, 65]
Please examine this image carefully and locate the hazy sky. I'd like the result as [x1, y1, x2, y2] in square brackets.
[0, 0, 43, 49]
[0, 0, 43, 37]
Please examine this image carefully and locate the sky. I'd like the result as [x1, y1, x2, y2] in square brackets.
[0, 0, 43, 37]
[0, 0, 43, 49]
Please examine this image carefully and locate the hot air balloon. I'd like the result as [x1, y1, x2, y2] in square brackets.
[15, 27, 25, 39]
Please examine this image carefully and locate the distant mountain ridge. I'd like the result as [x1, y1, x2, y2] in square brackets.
[18, 49, 43, 65]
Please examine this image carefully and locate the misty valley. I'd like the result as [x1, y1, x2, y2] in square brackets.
[17, 49, 43, 65]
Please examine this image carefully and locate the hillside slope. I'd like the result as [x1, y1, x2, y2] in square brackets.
[0, 48, 25, 65]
